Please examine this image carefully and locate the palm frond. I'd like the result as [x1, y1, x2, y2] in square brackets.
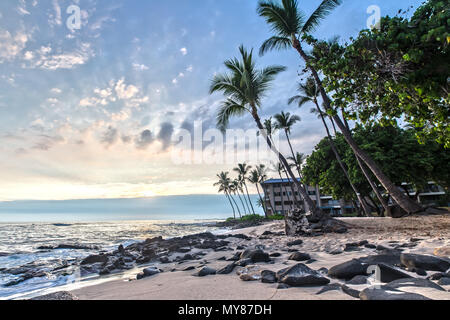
[259, 36, 292, 56]
[216, 99, 248, 132]
[302, 0, 342, 34]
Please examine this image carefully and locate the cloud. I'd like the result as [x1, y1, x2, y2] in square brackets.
[24, 43, 95, 70]
[0, 30, 29, 63]
[135, 129, 154, 149]
[115, 78, 139, 99]
[180, 47, 187, 55]
[157, 122, 174, 150]
[100, 126, 119, 147]
[132, 63, 149, 71]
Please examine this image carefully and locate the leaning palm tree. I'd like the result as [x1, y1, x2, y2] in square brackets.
[274, 111, 301, 171]
[258, 0, 422, 214]
[288, 151, 306, 177]
[209, 45, 322, 219]
[233, 163, 256, 214]
[232, 179, 247, 216]
[229, 180, 243, 218]
[289, 77, 373, 216]
[214, 172, 236, 219]
[248, 169, 268, 217]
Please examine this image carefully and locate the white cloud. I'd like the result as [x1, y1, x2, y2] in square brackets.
[180, 47, 187, 55]
[115, 78, 139, 100]
[24, 43, 95, 70]
[132, 63, 149, 71]
[50, 88, 62, 94]
[0, 30, 29, 63]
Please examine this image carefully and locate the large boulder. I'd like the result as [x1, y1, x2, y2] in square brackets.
[216, 263, 236, 275]
[328, 260, 368, 280]
[277, 263, 330, 287]
[240, 248, 270, 263]
[80, 254, 108, 265]
[194, 267, 216, 277]
[376, 263, 413, 283]
[360, 287, 431, 300]
[288, 252, 311, 262]
[261, 270, 277, 283]
[400, 253, 450, 272]
[386, 278, 446, 292]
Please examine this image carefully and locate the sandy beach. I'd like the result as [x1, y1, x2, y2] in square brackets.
[67, 214, 450, 300]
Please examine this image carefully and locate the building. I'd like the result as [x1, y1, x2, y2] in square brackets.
[260, 178, 354, 216]
[261, 179, 448, 217]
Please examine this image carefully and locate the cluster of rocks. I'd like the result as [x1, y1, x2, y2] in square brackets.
[1, 231, 252, 287]
[285, 209, 348, 236]
[174, 237, 450, 300]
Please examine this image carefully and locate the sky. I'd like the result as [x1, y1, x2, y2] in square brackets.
[0, 0, 423, 201]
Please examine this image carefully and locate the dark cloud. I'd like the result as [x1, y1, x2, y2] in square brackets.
[157, 122, 174, 150]
[135, 129, 154, 149]
[100, 126, 119, 146]
[32, 134, 65, 151]
[121, 135, 132, 144]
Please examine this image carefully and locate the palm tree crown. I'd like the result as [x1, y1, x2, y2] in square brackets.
[258, 0, 342, 56]
[274, 111, 301, 135]
[209, 45, 286, 132]
[288, 77, 320, 107]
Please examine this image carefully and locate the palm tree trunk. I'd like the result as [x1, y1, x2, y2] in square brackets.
[230, 192, 242, 218]
[236, 190, 247, 216]
[255, 184, 268, 218]
[338, 106, 390, 216]
[242, 190, 252, 215]
[277, 171, 286, 214]
[315, 102, 372, 217]
[251, 106, 324, 220]
[293, 40, 422, 214]
[243, 182, 256, 214]
[225, 191, 236, 219]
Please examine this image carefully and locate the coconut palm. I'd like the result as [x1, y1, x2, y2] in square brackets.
[209, 45, 322, 219]
[289, 77, 387, 215]
[232, 179, 247, 216]
[274, 111, 301, 171]
[248, 169, 268, 217]
[229, 180, 243, 218]
[288, 152, 306, 177]
[258, 0, 422, 214]
[214, 172, 236, 219]
[233, 163, 256, 214]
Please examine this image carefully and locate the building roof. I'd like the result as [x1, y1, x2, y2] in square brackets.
[261, 178, 301, 185]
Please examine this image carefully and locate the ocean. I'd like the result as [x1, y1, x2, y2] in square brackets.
[0, 194, 262, 300]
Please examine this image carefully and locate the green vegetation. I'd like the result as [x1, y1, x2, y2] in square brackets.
[213, 0, 448, 219]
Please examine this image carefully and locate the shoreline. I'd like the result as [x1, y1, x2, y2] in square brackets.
[65, 215, 450, 300]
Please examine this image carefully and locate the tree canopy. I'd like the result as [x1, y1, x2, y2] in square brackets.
[308, 0, 449, 147]
[302, 124, 450, 202]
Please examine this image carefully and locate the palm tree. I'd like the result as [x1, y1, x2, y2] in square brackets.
[258, 0, 422, 214]
[274, 111, 301, 170]
[248, 169, 268, 217]
[290, 77, 389, 215]
[233, 163, 256, 214]
[288, 77, 373, 216]
[229, 180, 243, 218]
[214, 172, 236, 219]
[288, 151, 306, 177]
[209, 45, 323, 219]
[232, 179, 247, 216]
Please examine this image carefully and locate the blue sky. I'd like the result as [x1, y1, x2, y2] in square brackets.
[0, 0, 423, 200]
